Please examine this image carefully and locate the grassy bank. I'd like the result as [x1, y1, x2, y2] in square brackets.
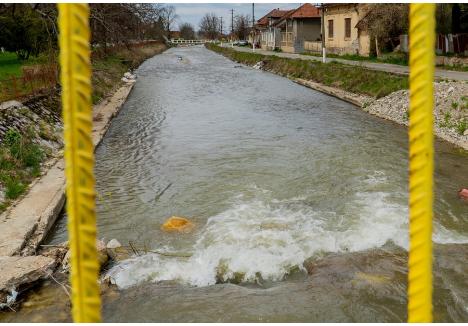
[301, 51, 409, 66]
[0, 52, 50, 79]
[206, 44, 408, 98]
[301, 50, 468, 72]
[0, 128, 44, 212]
[91, 44, 166, 103]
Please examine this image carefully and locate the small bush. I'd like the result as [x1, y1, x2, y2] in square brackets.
[456, 119, 467, 135]
[4, 177, 27, 199]
[22, 143, 43, 169]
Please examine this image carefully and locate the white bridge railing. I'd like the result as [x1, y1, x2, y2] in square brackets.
[170, 39, 210, 45]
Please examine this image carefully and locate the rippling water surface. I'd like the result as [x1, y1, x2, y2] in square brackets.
[5, 46, 468, 322]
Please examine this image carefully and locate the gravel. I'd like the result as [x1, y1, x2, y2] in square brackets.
[364, 80, 468, 149]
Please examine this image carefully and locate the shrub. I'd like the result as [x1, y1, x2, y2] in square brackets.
[4, 176, 27, 199]
[456, 119, 467, 135]
[4, 129, 22, 158]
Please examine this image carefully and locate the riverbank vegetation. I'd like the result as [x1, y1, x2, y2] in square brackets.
[0, 128, 45, 212]
[0, 3, 168, 212]
[301, 51, 409, 66]
[92, 43, 166, 103]
[0, 42, 166, 213]
[206, 44, 408, 98]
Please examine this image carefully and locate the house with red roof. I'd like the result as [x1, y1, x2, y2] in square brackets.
[253, 8, 292, 50]
[253, 4, 322, 53]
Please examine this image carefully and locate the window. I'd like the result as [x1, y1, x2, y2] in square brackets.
[328, 19, 334, 38]
[345, 18, 351, 39]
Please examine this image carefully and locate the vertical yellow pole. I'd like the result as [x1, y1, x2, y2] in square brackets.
[408, 3, 435, 323]
[58, 4, 101, 322]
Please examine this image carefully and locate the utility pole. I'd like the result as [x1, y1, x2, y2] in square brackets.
[321, 3, 326, 63]
[230, 9, 234, 35]
[252, 3, 255, 52]
[230, 9, 235, 47]
[219, 16, 223, 37]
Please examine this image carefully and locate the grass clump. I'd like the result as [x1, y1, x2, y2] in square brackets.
[207, 44, 408, 98]
[0, 128, 45, 210]
[455, 119, 467, 135]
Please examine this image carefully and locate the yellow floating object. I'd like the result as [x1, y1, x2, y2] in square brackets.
[162, 216, 194, 232]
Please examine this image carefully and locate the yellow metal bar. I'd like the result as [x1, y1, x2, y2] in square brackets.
[58, 4, 101, 322]
[408, 3, 435, 323]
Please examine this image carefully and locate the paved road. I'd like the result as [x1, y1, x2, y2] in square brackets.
[226, 45, 468, 82]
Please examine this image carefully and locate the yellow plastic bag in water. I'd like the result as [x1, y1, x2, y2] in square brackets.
[161, 216, 194, 233]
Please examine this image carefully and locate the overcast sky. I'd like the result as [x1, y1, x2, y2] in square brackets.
[171, 3, 300, 32]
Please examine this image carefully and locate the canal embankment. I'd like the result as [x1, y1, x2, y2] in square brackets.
[206, 44, 468, 151]
[0, 43, 167, 309]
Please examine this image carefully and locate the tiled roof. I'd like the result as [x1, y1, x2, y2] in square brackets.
[256, 8, 291, 27]
[274, 4, 321, 26]
[269, 9, 290, 18]
[290, 3, 321, 19]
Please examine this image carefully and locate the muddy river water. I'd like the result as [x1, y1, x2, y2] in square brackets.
[2, 46, 467, 322]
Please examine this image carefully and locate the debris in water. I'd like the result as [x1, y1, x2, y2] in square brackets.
[161, 216, 194, 233]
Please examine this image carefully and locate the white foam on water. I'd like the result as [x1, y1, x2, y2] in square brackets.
[106, 176, 468, 289]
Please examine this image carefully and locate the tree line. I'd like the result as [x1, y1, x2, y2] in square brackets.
[198, 12, 252, 40]
[0, 3, 178, 60]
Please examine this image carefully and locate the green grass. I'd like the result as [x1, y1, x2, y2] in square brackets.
[91, 44, 166, 104]
[0, 128, 45, 210]
[436, 64, 468, 72]
[455, 119, 467, 135]
[301, 51, 409, 66]
[207, 44, 408, 98]
[0, 52, 23, 79]
[302, 50, 468, 72]
[0, 51, 51, 79]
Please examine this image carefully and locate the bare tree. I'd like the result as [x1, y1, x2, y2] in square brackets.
[88, 4, 168, 50]
[199, 13, 220, 40]
[179, 22, 195, 40]
[161, 5, 178, 38]
[234, 14, 251, 40]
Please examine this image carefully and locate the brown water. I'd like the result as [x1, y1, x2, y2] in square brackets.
[2, 46, 467, 322]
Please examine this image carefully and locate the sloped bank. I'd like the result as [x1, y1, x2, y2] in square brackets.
[206, 44, 467, 151]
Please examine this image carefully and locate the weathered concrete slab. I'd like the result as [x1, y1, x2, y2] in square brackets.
[0, 256, 56, 301]
[0, 82, 135, 256]
[0, 162, 65, 256]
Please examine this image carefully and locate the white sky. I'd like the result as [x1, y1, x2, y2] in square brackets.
[171, 3, 300, 31]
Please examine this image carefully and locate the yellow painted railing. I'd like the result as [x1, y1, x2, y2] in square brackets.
[58, 3, 101, 322]
[408, 3, 435, 323]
